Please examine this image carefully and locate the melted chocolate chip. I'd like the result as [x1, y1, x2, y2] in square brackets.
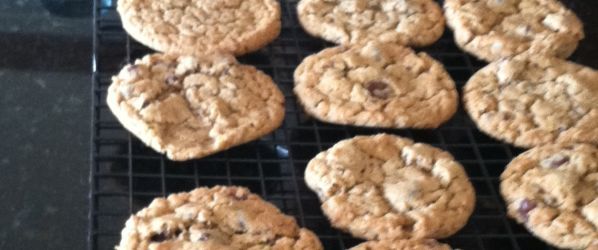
[366, 81, 392, 99]
[549, 155, 569, 168]
[518, 199, 536, 220]
[149, 232, 169, 242]
[140, 99, 150, 109]
[149, 228, 182, 242]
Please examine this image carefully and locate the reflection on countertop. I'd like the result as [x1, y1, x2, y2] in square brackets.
[0, 0, 91, 249]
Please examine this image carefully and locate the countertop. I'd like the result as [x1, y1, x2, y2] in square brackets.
[0, 0, 91, 249]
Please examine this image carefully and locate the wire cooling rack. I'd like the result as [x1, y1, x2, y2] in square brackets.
[90, 0, 597, 249]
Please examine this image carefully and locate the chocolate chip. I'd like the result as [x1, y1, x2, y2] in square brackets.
[265, 238, 276, 246]
[366, 80, 392, 99]
[549, 155, 569, 168]
[234, 220, 247, 233]
[236, 193, 248, 201]
[174, 229, 183, 236]
[518, 199, 536, 220]
[403, 223, 414, 232]
[140, 99, 150, 109]
[149, 232, 169, 242]
[165, 74, 178, 85]
[198, 232, 210, 241]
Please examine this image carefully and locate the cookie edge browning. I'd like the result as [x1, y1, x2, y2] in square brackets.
[294, 44, 459, 129]
[106, 53, 285, 161]
[500, 144, 598, 249]
[443, 0, 584, 62]
[296, 0, 445, 47]
[115, 186, 324, 250]
[304, 134, 476, 240]
[117, 0, 281, 56]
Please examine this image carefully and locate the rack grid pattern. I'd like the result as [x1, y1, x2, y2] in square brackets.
[90, 0, 595, 249]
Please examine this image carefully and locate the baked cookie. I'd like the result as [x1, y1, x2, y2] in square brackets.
[116, 186, 323, 250]
[294, 42, 458, 128]
[304, 134, 476, 240]
[463, 55, 598, 148]
[500, 144, 598, 249]
[350, 239, 451, 250]
[117, 0, 281, 56]
[444, 0, 584, 61]
[107, 53, 285, 161]
[297, 0, 444, 47]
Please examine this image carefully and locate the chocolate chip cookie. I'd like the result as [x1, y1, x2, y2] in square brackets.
[444, 0, 584, 61]
[294, 42, 458, 128]
[304, 134, 476, 240]
[500, 144, 598, 249]
[117, 0, 281, 56]
[350, 239, 452, 250]
[107, 53, 285, 161]
[116, 186, 323, 250]
[297, 0, 445, 47]
[463, 55, 598, 148]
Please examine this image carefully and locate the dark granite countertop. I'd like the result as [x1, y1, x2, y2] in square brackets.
[0, 0, 91, 249]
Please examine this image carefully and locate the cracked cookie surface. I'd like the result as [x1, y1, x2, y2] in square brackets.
[304, 134, 475, 240]
[349, 239, 451, 250]
[463, 55, 598, 148]
[500, 144, 598, 249]
[297, 0, 444, 47]
[107, 53, 285, 161]
[117, 0, 281, 56]
[444, 0, 584, 62]
[294, 42, 458, 128]
[116, 186, 323, 250]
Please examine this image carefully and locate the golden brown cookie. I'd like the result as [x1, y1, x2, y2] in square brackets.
[294, 42, 458, 129]
[107, 53, 285, 161]
[116, 186, 323, 250]
[463, 55, 598, 148]
[117, 0, 281, 56]
[304, 134, 476, 240]
[444, 0, 584, 61]
[297, 0, 445, 47]
[501, 144, 598, 249]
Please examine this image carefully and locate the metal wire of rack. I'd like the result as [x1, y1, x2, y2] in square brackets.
[89, 0, 596, 249]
